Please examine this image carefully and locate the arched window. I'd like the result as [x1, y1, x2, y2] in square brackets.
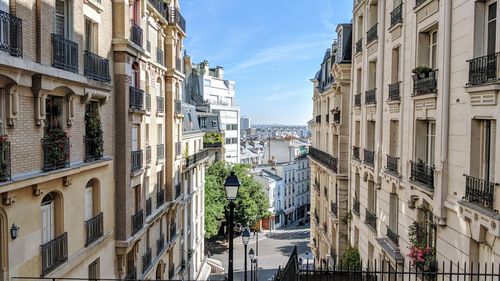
[156, 260, 164, 279]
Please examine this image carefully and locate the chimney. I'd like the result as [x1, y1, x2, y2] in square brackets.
[184, 54, 192, 75]
[216, 66, 224, 79]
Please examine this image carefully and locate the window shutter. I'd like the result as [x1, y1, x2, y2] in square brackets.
[490, 120, 496, 181]
[85, 186, 93, 221]
[474, 2, 486, 57]
[55, 0, 66, 37]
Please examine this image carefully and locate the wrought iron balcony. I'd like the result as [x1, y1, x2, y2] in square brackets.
[468, 52, 500, 85]
[0, 139, 11, 182]
[355, 38, 363, 54]
[156, 235, 165, 255]
[148, 0, 169, 22]
[146, 198, 152, 216]
[157, 188, 165, 207]
[170, 223, 177, 240]
[390, 4, 403, 27]
[365, 209, 377, 232]
[386, 226, 399, 246]
[145, 93, 151, 111]
[51, 34, 78, 73]
[85, 212, 103, 246]
[410, 160, 434, 190]
[142, 247, 152, 272]
[366, 23, 378, 44]
[309, 147, 338, 173]
[315, 115, 321, 123]
[157, 144, 164, 160]
[156, 96, 165, 113]
[0, 10, 23, 57]
[333, 110, 341, 124]
[156, 48, 164, 65]
[354, 93, 362, 107]
[352, 199, 360, 216]
[352, 146, 360, 161]
[146, 145, 151, 165]
[130, 86, 145, 111]
[364, 149, 375, 167]
[415, 0, 427, 8]
[365, 89, 376, 105]
[386, 154, 399, 174]
[331, 202, 338, 217]
[41, 232, 68, 276]
[185, 149, 209, 167]
[175, 183, 182, 199]
[131, 209, 144, 235]
[84, 136, 103, 162]
[204, 142, 222, 148]
[463, 174, 497, 210]
[174, 99, 182, 115]
[175, 142, 182, 156]
[131, 150, 143, 172]
[413, 70, 437, 96]
[131, 22, 143, 47]
[388, 82, 401, 101]
[169, 7, 186, 33]
[42, 136, 70, 172]
[175, 56, 183, 72]
[84, 50, 110, 82]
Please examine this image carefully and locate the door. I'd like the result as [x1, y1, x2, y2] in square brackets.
[84, 185, 93, 221]
[131, 126, 138, 151]
[41, 201, 55, 244]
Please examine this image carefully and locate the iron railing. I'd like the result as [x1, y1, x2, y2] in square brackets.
[175, 57, 183, 72]
[84, 136, 103, 162]
[156, 96, 165, 113]
[125, 267, 137, 280]
[366, 23, 378, 44]
[84, 50, 110, 82]
[148, 0, 169, 21]
[333, 110, 341, 123]
[365, 209, 377, 232]
[146, 198, 152, 216]
[309, 147, 337, 173]
[145, 93, 152, 111]
[156, 235, 165, 255]
[85, 212, 103, 246]
[315, 115, 321, 123]
[42, 137, 70, 172]
[463, 174, 496, 210]
[413, 70, 437, 96]
[386, 154, 399, 174]
[129, 86, 145, 111]
[354, 93, 361, 107]
[468, 52, 499, 85]
[131, 150, 143, 172]
[41, 232, 68, 276]
[410, 161, 435, 189]
[169, 7, 186, 33]
[157, 144, 164, 160]
[0, 10, 22, 57]
[386, 226, 399, 246]
[388, 82, 401, 101]
[130, 22, 143, 46]
[185, 149, 209, 167]
[145, 145, 151, 165]
[51, 34, 78, 73]
[157, 188, 165, 207]
[415, 0, 427, 8]
[390, 3, 403, 27]
[352, 146, 360, 160]
[204, 142, 222, 148]
[355, 38, 363, 54]
[331, 202, 338, 217]
[365, 89, 376, 105]
[175, 183, 182, 199]
[353, 199, 360, 215]
[131, 209, 144, 235]
[0, 139, 11, 181]
[156, 48, 164, 65]
[142, 247, 152, 272]
[364, 149, 375, 167]
[174, 99, 182, 114]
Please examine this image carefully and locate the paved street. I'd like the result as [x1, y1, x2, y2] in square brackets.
[208, 224, 311, 281]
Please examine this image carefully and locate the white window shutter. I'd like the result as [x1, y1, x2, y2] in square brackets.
[85, 186, 93, 221]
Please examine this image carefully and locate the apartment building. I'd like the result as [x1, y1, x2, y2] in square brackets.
[112, 0, 187, 279]
[349, 0, 499, 272]
[253, 169, 282, 230]
[0, 0, 114, 279]
[309, 23, 352, 265]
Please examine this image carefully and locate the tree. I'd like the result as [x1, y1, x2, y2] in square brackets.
[204, 174, 227, 238]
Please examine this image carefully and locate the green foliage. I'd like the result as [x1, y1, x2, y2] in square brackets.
[203, 132, 223, 144]
[204, 174, 227, 238]
[44, 126, 69, 168]
[85, 111, 104, 158]
[412, 65, 433, 77]
[340, 247, 362, 270]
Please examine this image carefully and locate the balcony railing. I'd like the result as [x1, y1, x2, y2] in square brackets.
[352, 146, 360, 161]
[142, 247, 152, 272]
[413, 70, 437, 96]
[333, 110, 341, 124]
[386, 226, 399, 246]
[156, 48, 164, 65]
[365, 89, 376, 105]
[388, 82, 401, 101]
[131, 22, 143, 46]
[468, 52, 500, 85]
[353, 199, 360, 215]
[315, 115, 321, 123]
[0, 10, 23, 57]
[415, 0, 427, 8]
[146, 198, 152, 216]
[125, 268, 137, 280]
[157, 235, 165, 255]
[170, 223, 177, 240]
[42, 137, 70, 172]
[157, 144, 165, 160]
[156, 96, 165, 113]
[170, 7, 186, 33]
[0, 139, 11, 182]
[131, 150, 143, 172]
[354, 93, 361, 107]
[157, 188, 165, 207]
[41, 232, 68, 276]
[85, 212, 103, 246]
[355, 38, 363, 54]
[175, 57, 183, 72]
[331, 202, 338, 217]
[175, 183, 182, 199]
[51, 34, 78, 73]
[463, 174, 496, 210]
[146, 145, 151, 165]
[148, 0, 169, 21]
[364, 149, 375, 167]
[185, 149, 209, 167]
[130, 86, 145, 111]
[309, 147, 338, 173]
[410, 161, 434, 190]
[390, 4, 403, 27]
[131, 209, 144, 235]
[84, 50, 110, 82]
[365, 209, 377, 232]
[386, 154, 399, 174]
[145, 93, 151, 111]
[84, 136, 103, 162]
[174, 99, 182, 114]
[204, 142, 222, 148]
[175, 142, 182, 156]
[366, 23, 378, 44]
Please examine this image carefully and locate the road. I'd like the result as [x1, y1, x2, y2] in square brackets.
[208, 224, 311, 281]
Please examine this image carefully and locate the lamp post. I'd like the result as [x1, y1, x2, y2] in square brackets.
[249, 248, 255, 281]
[224, 172, 240, 281]
[242, 228, 250, 281]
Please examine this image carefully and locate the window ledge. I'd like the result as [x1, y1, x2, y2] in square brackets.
[464, 82, 500, 93]
[386, 99, 401, 105]
[458, 200, 500, 238]
[388, 22, 403, 33]
[365, 103, 377, 108]
[411, 92, 437, 100]
[366, 39, 378, 50]
[414, 0, 432, 12]
[408, 180, 434, 197]
[84, 0, 104, 14]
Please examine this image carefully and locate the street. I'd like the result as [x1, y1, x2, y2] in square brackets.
[208, 224, 311, 281]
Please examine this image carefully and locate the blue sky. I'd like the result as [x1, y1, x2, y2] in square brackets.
[182, 0, 353, 125]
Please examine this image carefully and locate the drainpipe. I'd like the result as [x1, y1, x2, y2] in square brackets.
[399, 4, 407, 179]
[374, 0, 386, 183]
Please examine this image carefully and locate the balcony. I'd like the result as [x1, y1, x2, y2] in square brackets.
[352, 146, 360, 161]
[131, 209, 144, 235]
[175, 183, 182, 199]
[84, 50, 110, 82]
[386, 226, 399, 246]
[41, 232, 68, 276]
[146, 198, 152, 216]
[157, 144, 165, 160]
[365, 209, 377, 232]
[410, 160, 434, 190]
[174, 99, 182, 115]
[175, 56, 183, 72]
[365, 89, 376, 105]
[204, 142, 222, 148]
[388, 82, 401, 101]
[332, 109, 341, 124]
[352, 199, 360, 216]
[148, 0, 169, 21]
[354, 93, 361, 107]
[0, 10, 23, 57]
[85, 212, 103, 246]
[185, 149, 209, 167]
[412, 69, 437, 96]
[467, 53, 500, 86]
[331, 202, 338, 217]
[390, 4, 403, 28]
[156, 235, 165, 255]
[309, 147, 338, 173]
[366, 23, 378, 45]
[175, 142, 182, 156]
[355, 38, 363, 54]
[156, 96, 165, 113]
[42, 136, 70, 172]
[146, 146, 151, 165]
[131, 150, 143, 172]
[84, 136, 103, 162]
[315, 115, 321, 123]
[386, 154, 399, 174]
[463, 175, 497, 210]
[0, 139, 11, 182]
[157, 188, 165, 207]
[51, 34, 78, 73]
[363, 149, 375, 167]
[130, 86, 145, 111]
[145, 93, 151, 111]
[142, 247, 152, 272]
[130, 22, 143, 47]
[169, 7, 186, 33]
[415, 0, 427, 8]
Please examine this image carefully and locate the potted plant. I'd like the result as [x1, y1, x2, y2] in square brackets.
[85, 111, 104, 160]
[407, 221, 436, 271]
[412, 65, 433, 79]
[44, 126, 69, 169]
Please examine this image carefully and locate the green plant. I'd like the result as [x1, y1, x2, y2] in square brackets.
[339, 247, 362, 270]
[412, 65, 433, 77]
[203, 132, 223, 144]
[44, 126, 69, 168]
[408, 221, 436, 270]
[85, 112, 104, 158]
[341, 211, 353, 225]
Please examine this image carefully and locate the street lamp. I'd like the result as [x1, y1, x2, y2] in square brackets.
[242, 228, 250, 281]
[249, 248, 255, 281]
[224, 172, 240, 281]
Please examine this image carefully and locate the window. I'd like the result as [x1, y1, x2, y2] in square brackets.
[476, 120, 497, 182]
[55, 0, 71, 37]
[200, 118, 206, 129]
[84, 19, 97, 52]
[487, 2, 497, 55]
[391, 47, 400, 82]
[45, 96, 64, 128]
[157, 124, 163, 144]
[415, 120, 435, 165]
[367, 181, 376, 213]
[211, 120, 217, 127]
[156, 78, 163, 97]
[389, 120, 399, 156]
[84, 179, 101, 221]
[429, 30, 438, 69]
[131, 125, 139, 151]
[133, 185, 141, 213]
[389, 193, 398, 233]
[89, 258, 100, 281]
